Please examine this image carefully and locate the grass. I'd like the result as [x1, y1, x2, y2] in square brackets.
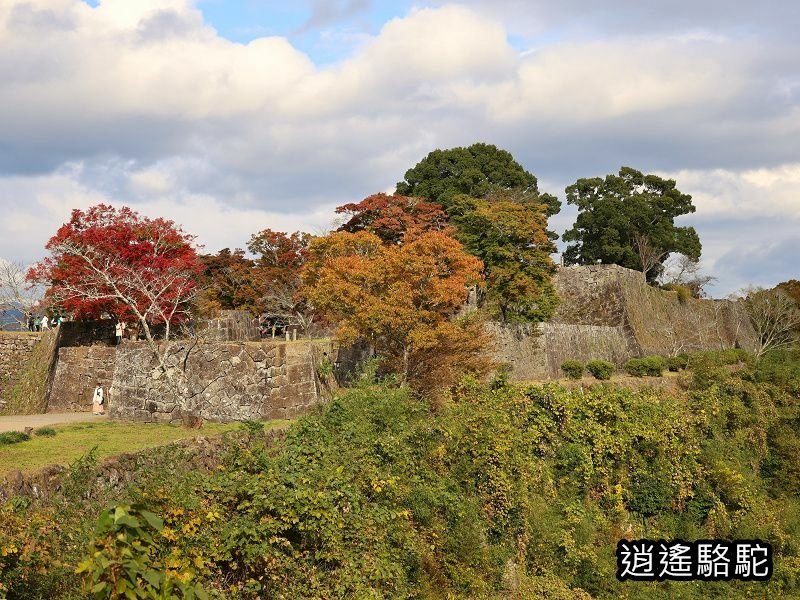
[0, 419, 287, 474]
[0, 431, 30, 445]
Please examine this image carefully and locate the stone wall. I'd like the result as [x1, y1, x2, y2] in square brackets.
[109, 339, 344, 423]
[47, 346, 117, 412]
[57, 319, 116, 347]
[0, 332, 40, 407]
[493, 264, 757, 380]
[202, 310, 259, 342]
[489, 322, 638, 380]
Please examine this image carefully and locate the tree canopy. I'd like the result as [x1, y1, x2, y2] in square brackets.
[396, 143, 560, 216]
[247, 229, 314, 331]
[28, 204, 201, 333]
[336, 193, 451, 245]
[562, 167, 701, 280]
[302, 230, 489, 395]
[197, 248, 259, 315]
[450, 195, 559, 322]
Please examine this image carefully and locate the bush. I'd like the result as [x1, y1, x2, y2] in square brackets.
[0, 431, 30, 445]
[662, 283, 692, 303]
[33, 426, 56, 437]
[561, 360, 584, 379]
[667, 354, 690, 372]
[624, 355, 666, 377]
[586, 360, 614, 380]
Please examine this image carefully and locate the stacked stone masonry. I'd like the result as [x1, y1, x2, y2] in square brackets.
[0, 333, 40, 406]
[491, 264, 758, 379]
[47, 346, 117, 412]
[110, 340, 341, 423]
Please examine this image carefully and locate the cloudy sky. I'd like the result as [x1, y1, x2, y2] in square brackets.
[0, 0, 798, 295]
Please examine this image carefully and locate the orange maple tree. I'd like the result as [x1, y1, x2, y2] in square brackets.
[303, 230, 490, 397]
[336, 193, 451, 245]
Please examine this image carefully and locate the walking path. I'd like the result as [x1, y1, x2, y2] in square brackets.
[0, 412, 107, 434]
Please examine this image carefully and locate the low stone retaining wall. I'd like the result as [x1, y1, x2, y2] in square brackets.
[109, 339, 345, 423]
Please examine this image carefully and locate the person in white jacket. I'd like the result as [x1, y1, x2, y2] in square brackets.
[92, 383, 105, 415]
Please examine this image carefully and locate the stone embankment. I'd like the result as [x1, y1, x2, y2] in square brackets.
[0, 332, 40, 409]
[491, 264, 757, 379]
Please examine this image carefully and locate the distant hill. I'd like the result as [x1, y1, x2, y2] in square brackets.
[0, 306, 24, 331]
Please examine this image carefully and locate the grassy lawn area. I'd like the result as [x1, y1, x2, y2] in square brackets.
[0, 419, 287, 475]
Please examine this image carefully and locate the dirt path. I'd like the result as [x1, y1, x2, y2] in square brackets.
[0, 412, 108, 434]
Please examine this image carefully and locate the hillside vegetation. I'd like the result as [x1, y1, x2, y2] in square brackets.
[1, 350, 799, 598]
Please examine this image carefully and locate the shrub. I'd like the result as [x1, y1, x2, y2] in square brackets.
[76, 504, 208, 599]
[561, 360, 584, 379]
[0, 431, 30, 445]
[624, 356, 666, 377]
[667, 354, 690, 372]
[317, 358, 334, 378]
[33, 426, 56, 437]
[586, 360, 614, 380]
[661, 283, 692, 304]
[239, 420, 264, 435]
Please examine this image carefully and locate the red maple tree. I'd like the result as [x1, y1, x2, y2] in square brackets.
[247, 229, 315, 331]
[28, 204, 202, 344]
[336, 193, 451, 244]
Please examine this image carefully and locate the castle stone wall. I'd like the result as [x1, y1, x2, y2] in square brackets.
[0, 333, 40, 408]
[202, 310, 259, 342]
[493, 264, 757, 380]
[109, 340, 344, 423]
[48, 346, 117, 412]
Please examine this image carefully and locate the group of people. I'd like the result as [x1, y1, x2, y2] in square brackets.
[26, 313, 62, 332]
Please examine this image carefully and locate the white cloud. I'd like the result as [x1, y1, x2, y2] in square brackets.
[0, 0, 797, 294]
[662, 164, 800, 221]
[0, 164, 336, 262]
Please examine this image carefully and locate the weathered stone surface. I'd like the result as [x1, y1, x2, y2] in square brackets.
[108, 340, 353, 423]
[491, 265, 758, 379]
[48, 346, 117, 412]
[201, 310, 259, 342]
[0, 332, 40, 401]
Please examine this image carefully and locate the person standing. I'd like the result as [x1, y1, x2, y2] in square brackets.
[40, 315, 49, 331]
[115, 320, 126, 345]
[92, 382, 105, 415]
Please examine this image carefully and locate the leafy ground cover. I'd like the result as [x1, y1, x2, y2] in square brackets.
[1, 349, 799, 598]
[0, 421, 276, 475]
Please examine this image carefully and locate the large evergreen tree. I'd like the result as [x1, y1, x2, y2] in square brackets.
[562, 167, 701, 280]
[396, 142, 560, 216]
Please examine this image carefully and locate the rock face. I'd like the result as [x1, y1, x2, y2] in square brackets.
[109, 340, 345, 423]
[201, 310, 259, 342]
[48, 346, 117, 412]
[491, 264, 757, 379]
[0, 332, 40, 405]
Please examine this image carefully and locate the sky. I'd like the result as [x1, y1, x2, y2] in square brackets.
[0, 0, 798, 296]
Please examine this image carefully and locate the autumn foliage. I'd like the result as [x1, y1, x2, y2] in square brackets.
[451, 196, 559, 322]
[303, 230, 491, 398]
[336, 193, 451, 244]
[197, 248, 260, 315]
[196, 230, 313, 327]
[28, 205, 201, 330]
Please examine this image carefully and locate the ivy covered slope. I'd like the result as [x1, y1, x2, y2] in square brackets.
[2, 351, 800, 599]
